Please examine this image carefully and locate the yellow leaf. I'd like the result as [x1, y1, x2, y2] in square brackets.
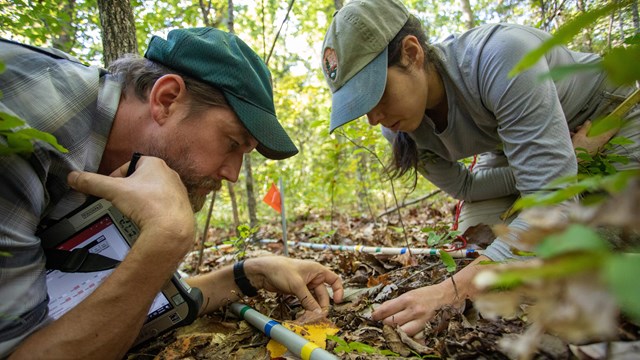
[266, 321, 339, 359]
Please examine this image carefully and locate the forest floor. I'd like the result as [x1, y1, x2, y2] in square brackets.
[126, 195, 640, 360]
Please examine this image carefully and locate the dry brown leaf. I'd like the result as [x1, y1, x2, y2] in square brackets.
[381, 324, 411, 357]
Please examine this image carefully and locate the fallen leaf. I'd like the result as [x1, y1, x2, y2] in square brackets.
[266, 321, 339, 359]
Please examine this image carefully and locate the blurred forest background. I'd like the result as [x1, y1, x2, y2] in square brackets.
[1, 0, 638, 233]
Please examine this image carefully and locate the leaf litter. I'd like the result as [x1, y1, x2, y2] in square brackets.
[127, 188, 639, 359]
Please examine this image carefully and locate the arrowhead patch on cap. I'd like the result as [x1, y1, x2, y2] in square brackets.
[323, 48, 338, 81]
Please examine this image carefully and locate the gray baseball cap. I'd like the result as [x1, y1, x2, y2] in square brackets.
[321, 0, 409, 133]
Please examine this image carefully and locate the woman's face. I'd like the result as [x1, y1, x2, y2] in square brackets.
[366, 63, 428, 133]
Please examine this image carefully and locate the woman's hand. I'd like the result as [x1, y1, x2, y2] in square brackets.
[371, 280, 464, 336]
[245, 257, 344, 313]
[572, 120, 618, 159]
[371, 256, 490, 337]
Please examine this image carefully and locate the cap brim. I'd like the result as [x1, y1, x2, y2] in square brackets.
[329, 49, 388, 133]
[225, 93, 299, 160]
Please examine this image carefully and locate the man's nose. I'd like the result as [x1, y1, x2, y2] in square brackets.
[218, 154, 244, 183]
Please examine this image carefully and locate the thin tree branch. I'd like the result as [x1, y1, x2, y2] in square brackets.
[337, 130, 411, 249]
[196, 191, 217, 274]
[377, 190, 442, 218]
[265, 0, 295, 65]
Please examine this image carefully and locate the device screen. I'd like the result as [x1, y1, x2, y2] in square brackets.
[45, 215, 173, 323]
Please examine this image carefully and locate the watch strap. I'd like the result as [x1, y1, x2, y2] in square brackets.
[233, 260, 258, 297]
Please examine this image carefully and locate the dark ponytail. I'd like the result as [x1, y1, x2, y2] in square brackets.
[386, 14, 442, 190]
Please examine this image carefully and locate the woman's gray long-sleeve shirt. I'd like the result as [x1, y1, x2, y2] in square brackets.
[383, 23, 609, 261]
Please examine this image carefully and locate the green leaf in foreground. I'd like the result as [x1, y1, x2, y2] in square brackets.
[1, 112, 68, 154]
[601, 45, 640, 85]
[606, 253, 640, 322]
[536, 224, 608, 258]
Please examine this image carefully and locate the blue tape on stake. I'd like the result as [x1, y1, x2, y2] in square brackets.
[264, 320, 279, 337]
[400, 248, 407, 254]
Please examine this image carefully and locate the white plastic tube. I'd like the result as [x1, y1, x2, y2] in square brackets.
[260, 239, 483, 258]
[230, 303, 338, 360]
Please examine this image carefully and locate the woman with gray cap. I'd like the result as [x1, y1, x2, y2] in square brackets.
[321, 0, 639, 337]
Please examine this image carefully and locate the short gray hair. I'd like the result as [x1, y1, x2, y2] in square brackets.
[108, 54, 228, 114]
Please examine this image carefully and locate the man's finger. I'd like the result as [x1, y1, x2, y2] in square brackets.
[68, 170, 121, 199]
[312, 284, 330, 309]
[296, 286, 321, 313]
[326, 274, 344, 304]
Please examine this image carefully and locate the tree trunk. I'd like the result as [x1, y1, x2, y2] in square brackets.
[227, 182, 240, 235]
[244, 154, 258, 228]
[97, 0, 138, 67]
[633, 0, 639, 33]
[227, 0, 234, 34]
[226, 0, 257, 227]
[460, 0, 475, 30]
[577, 0, 593, 52]
[539, 0, 547, 31]
[199, 0, 212, 26]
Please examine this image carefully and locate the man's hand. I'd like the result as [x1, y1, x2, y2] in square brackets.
[244, 257, 344, 313]
[68, 156, 195, 255]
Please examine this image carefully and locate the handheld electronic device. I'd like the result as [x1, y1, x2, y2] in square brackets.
[39, 198, 202, 346]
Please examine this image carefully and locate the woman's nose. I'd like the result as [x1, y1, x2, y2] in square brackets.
[366, 109, 382, 126]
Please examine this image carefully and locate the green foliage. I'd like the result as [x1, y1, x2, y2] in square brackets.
[601, 45, 640, 86]
[1, 57, 68, 156]
[420, 228, 461, 272]
[484, 225, 640, 323]
[536, 224, 609, 258]
[606, 253, 640, 321]
[512, 170, 640, 213]
[3, 0, 637, 232]
[576, 139, 632, 176]
[509, 0, 632, 77]
[439, 250, 457, 273]
[0, 112, 69, 155]
[328, 335, 399, 357]
[223, 224, 259, 260]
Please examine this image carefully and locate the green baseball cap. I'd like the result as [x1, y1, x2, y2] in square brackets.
[145, 27, 298, 160]
[321, 0, 409, 133]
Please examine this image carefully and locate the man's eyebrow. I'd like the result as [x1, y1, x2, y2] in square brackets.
[240, 129, 258, 149]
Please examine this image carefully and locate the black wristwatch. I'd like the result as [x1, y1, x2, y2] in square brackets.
[233, 260, 258, 297]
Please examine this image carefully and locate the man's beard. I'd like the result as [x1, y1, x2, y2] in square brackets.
[181, 176, 222, 211]
[144, 142, 222, 212]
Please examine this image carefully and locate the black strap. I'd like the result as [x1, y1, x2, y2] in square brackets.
[233, 260, 258, 297]
[45, 248, 120, 272]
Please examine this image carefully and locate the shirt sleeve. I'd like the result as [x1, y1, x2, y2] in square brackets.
[417, 151, 518, 201]
[477, 27, 578, 261]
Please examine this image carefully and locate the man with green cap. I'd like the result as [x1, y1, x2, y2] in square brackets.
[0, 28, 343, 358]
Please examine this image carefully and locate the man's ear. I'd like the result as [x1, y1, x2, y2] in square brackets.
[400, 35, 424, 69]
[149, 74, 187, 125]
